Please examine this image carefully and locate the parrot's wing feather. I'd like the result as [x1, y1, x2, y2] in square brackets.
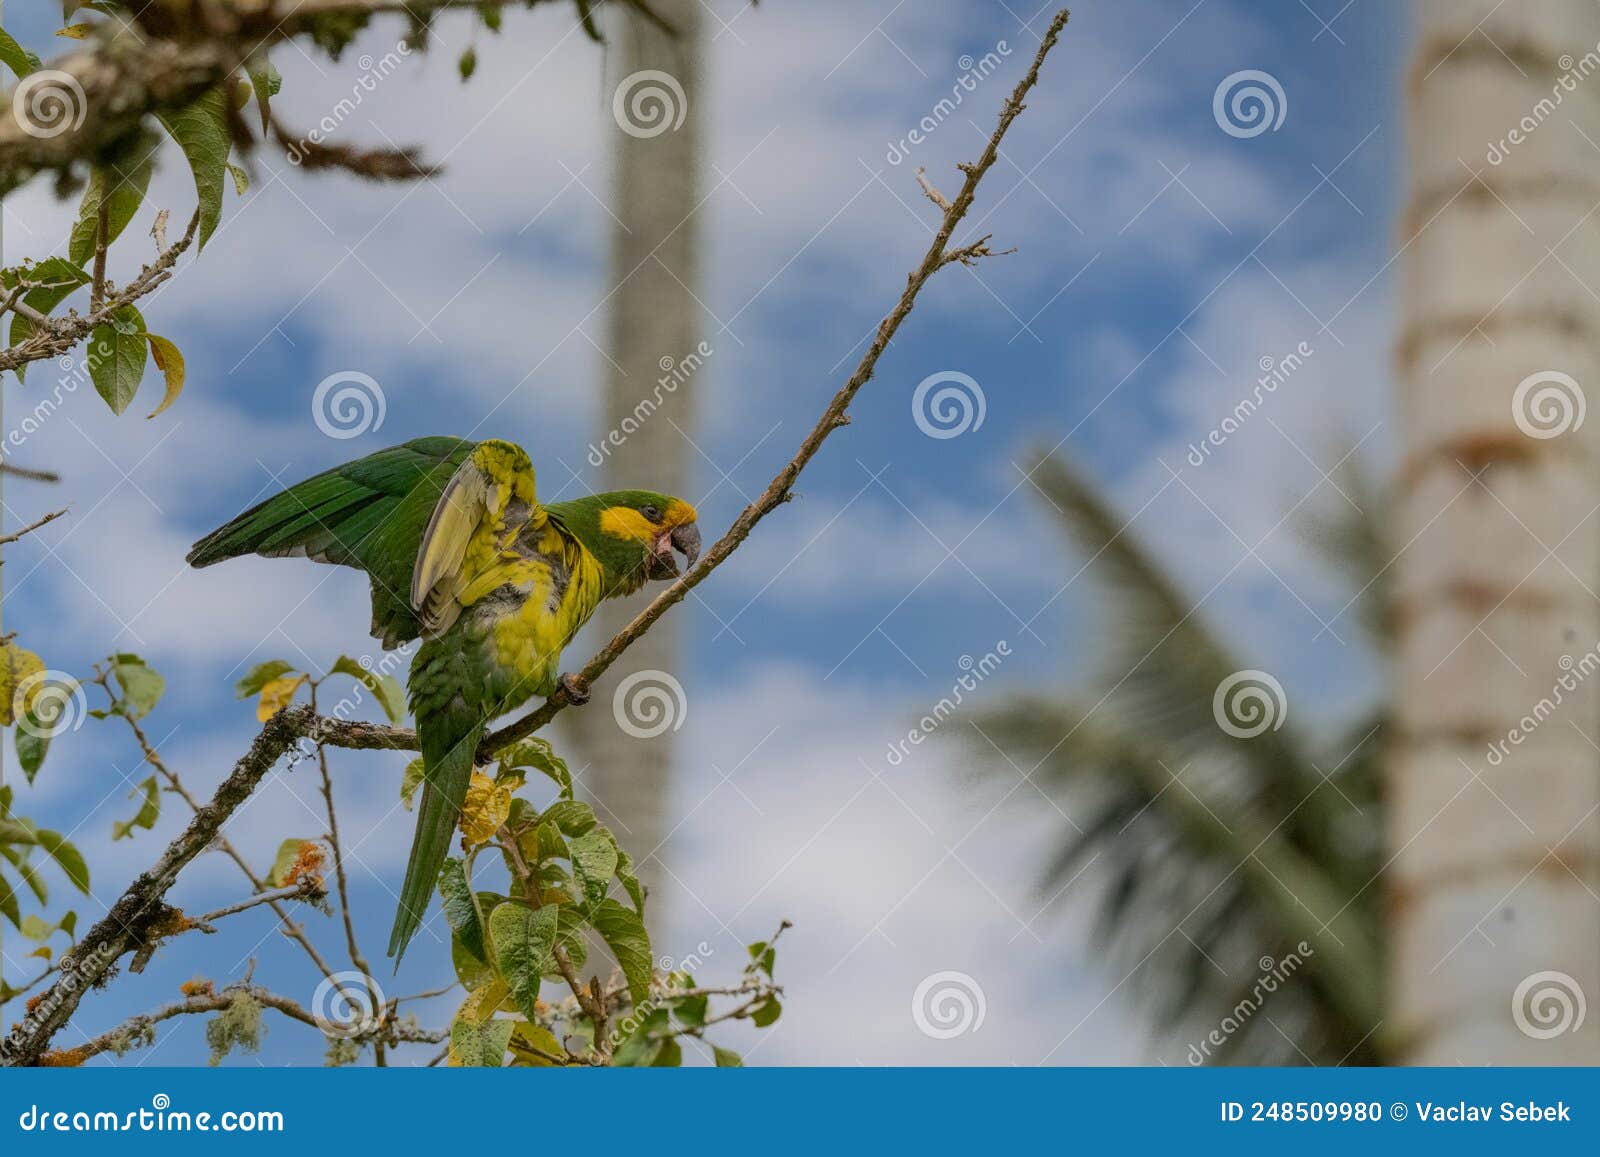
[411, 440, 541, 637]
[187, 436, 478, 646]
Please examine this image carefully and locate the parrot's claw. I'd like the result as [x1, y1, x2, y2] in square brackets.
[558, 672, 591, 706]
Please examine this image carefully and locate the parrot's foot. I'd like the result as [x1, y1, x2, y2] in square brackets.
[558, 672, 591, 706]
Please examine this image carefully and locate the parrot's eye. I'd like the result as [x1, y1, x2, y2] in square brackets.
[641, 504, 662, 522]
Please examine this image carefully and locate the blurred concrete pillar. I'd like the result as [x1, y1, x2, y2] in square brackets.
[1391, 0, 1600, 1062]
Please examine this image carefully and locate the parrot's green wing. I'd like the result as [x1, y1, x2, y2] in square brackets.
[187, 436, 478, 647]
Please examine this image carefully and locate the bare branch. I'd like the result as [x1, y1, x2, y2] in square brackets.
[0, 508, 67, 547]
[0, 463, 62, 484]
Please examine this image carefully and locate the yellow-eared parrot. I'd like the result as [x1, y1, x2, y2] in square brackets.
[187, 436, 700, 962]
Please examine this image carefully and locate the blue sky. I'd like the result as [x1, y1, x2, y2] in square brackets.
[1, 0, 1403, 1065]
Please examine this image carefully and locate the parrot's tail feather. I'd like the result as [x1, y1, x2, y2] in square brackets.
[387, 717, 484, 964]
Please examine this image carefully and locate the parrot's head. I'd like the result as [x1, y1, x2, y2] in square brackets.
[547, 491, 701, 595]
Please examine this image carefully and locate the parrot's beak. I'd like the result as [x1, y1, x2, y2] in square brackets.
[646, 521, 701, 580]
[670, 521, 701, 569]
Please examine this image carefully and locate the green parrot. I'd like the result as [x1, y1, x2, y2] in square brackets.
[187, 435, 701, 963]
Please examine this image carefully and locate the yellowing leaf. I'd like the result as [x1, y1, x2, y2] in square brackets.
[55, 23, 91, 39]
[459, 771, 510, 847]
[144, 334, 185, 418]
[456, 977, 509, 1025]
[509, 1022, 565, 1067]
[256, 674, 306, 721]
[0, 641, 45, 726]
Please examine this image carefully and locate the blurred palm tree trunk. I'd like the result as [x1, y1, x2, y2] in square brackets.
[1391, 0, 1600, 1062]
[564, 0, 705, 900]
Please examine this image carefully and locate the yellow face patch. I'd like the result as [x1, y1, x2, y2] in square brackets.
[598, 500, 697, 544]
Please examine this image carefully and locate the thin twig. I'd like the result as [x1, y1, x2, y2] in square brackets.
[0, 508, 66, 546]
[309, 680, 385, 1066]
[0, 463, 62, 484]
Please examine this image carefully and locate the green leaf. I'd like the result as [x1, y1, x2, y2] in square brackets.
[328, 655, 405, 723]
[591, 898, 652, 1006]
[109, 652, 163, 719]
[15, 717, 49, 783]
[496, 737, 572, 799]
[69, 137, 157, 266]
[457, 47, 476, 81]
[615, 847, 645, 914]
[235, 660, 294, 699]
[672, 993, 708, 1028]
[0, 27, 40, 77]
[750, 996, 782, 1028]
[88, 304, 149, 415]
[35, 830, 88, 893]
[0, 875, 19, 927]
[400, 757, 425, 811]
[541, 799, 596, 837]
[568, 829, 617, 910]
[524, 820, 567, 866]
[713, 1045, 744, 1067]
[452, 933, 493, 991]
[226, 161, 249, 196]
[612, 1008, 670, 1067]
[488, 901, 558, 1021]
[437, 858, 484, 962]
[112, 776, 161, 840]
[1, 845, 47, 905]
[748, 939, 775, 978]
[553, 904, 588, 973]
[20, 913, 51, 941]
[156, 87, 231, 251]
[448, 1016, 512, 1067]
[245, 55, 281, 136]
[143, 333, 185, 418]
